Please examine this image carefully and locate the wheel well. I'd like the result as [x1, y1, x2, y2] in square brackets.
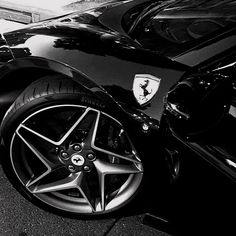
[0, 67, 62, 121]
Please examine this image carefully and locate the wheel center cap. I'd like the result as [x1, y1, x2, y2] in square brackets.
[71, 154, 85, 166]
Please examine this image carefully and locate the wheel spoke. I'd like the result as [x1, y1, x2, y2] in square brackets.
[26, 170, 51, 188]
[76, 173, 97, 211]
[92, 146, 141, 164]
[26, 166, 64, 188]
[16, 125, 64, 188]
[94, 159, 143, 175]
[94, 159, 143, 211]
[32, 171, 96, 211]
[31, 172, 82, 194]
[18, 124, 58, 146]
[56, 108, 91, 145]
[83, 110, 100, 148]
[97, 169, 105, 211]
[19, 108, 92, 146]
[16, 128, 56, 171]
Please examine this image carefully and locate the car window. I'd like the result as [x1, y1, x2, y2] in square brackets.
[131, 1, 236, 57]
[122, 2, 156, 32]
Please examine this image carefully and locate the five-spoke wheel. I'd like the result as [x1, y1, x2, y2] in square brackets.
[1, 77, 143, 216]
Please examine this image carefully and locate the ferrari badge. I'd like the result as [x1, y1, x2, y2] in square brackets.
[133, 74, 161, 106]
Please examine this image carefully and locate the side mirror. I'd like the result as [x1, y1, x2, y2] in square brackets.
[164, 73, 231, 137]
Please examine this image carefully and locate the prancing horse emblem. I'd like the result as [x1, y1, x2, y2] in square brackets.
[71, 154, 85, 166]
[133, 74, 161, 106]
[140, 79, 152, 98]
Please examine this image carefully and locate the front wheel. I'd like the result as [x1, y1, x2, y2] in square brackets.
[1, 76, 143, 216]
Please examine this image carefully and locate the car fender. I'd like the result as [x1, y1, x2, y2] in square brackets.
[0, 56, 126, 121]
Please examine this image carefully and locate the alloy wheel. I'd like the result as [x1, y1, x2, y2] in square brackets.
[10, 105, 143, 214]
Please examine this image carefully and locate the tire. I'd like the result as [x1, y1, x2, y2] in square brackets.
[1, 75, 143, 217]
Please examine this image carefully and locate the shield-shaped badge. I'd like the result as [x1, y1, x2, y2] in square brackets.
[132, 74, 161, 106]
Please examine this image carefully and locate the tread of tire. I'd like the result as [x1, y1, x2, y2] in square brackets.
[0, 75, 88, 140]
[5, 75, 85, 122]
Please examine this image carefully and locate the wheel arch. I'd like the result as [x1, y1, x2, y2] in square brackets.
[0, 56, 124, 121]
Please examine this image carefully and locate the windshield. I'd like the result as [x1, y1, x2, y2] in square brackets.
[122, 0, 169, 32]
[124, 0, 236, 56]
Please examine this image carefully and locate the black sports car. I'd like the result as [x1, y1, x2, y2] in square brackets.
[0, 0, 235, 218]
